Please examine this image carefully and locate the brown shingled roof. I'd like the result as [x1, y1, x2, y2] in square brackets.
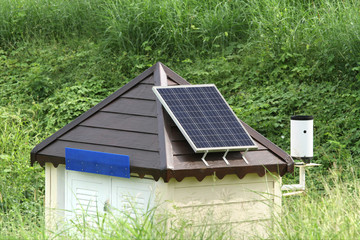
[31, 62, 294, 182]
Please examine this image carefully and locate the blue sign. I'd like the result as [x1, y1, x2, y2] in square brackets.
[65, 148, 130, 178]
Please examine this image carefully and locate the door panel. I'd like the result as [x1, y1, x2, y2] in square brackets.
[111, 177, 155, 217]
[65, 171, 111, 221]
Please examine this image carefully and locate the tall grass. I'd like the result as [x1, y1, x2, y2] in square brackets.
[100, 0, 248, 55]
[242, 0, 360, 83]
[0, 207, 46, 239]
[268, 170, 360, 239]
[54, 206, 234, 239]
[0, 107, 44, 235]
[0, 203, 235, 239]
[1, 0, 359, 62]
[0, 0, 103, 45]
[0, 0, 248, 55]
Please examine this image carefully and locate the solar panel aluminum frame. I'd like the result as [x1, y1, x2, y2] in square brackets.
[153, 84, 258, 153]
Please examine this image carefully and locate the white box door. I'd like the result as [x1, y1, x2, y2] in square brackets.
[65, 170, 155, 222]
[111, 177, 155, 216]
[65, 171, 111, 219]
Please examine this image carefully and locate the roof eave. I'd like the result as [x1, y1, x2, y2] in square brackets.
[241, 120, 294, 173]
[165, 163, 288, 182]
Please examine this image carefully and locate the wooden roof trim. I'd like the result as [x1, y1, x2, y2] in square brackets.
[75, 125, 158, 135]
[98, 110, 157, 118]
[36, 154, 64, 168]
[35, 150, 287, 182]
[240, 120, 294, 172]
[165, 164, 288, 182]
[155, 63, 174, 170]
[52, 141, 160, 156]
[31, 64, 156, 165]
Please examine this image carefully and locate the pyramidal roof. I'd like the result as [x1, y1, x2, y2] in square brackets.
[31, 62, 294, 182]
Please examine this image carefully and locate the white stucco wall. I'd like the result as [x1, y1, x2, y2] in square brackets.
[45, 164, 281, 238]
[162, 173, 282, 238]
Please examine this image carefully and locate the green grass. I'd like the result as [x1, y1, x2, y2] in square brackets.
[2, 0, 359, 64]
[53, 206, 235, 239]
[0, 0, 103, 45]
[242, 0, 360, 85]
[0, 107, 44, 239]
[0, 0, 248, 56]
[0, 207, 46, 240]
[269, 170, 360, 239]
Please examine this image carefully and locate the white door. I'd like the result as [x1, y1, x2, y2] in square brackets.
[111, 177, 155, 217]
[65, 171, 155, 220]
[65, 170, 111, 220]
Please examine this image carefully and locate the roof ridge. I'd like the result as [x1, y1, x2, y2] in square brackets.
[31, 64, 157, 165]
[154, 63, 174, 170]
[159, 63, 191, 85]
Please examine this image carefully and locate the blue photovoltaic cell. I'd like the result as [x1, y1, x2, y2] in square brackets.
[154, 85, 257, 152]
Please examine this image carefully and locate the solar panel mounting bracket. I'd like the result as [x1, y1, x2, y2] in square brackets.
[241, 149, 249, 165]
[201, 150, 209, 167]
[222, 149, 230, 165]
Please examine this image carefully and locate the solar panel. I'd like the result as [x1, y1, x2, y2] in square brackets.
[153, 84, 257, 153]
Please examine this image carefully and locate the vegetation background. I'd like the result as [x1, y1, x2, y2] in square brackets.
[1, 0, 360, 238]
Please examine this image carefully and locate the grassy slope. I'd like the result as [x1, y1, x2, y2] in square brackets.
[1, 0, 360, 238]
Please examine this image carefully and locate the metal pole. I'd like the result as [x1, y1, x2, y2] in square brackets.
[299, 166, 306, 190]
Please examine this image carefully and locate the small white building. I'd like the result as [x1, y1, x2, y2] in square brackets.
[31, 62, 294, 237]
